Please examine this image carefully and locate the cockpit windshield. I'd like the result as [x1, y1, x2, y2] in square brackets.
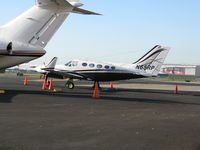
[65, 61, 78, 67]
[65, 61, 72, 66]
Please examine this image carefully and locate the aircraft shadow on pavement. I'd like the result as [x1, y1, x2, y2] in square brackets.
[50, 85, 200, 96]
[102, 88, 200, 97]
[0, 89, 199, 106]
[0, 91, 16, 103]
[0, 146, 11, 150]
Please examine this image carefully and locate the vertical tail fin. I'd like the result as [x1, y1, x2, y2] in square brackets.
[134, 45, 170, 76]
[1, 0, 99, 48]
[2, 6, 69, 48]
[45, 57, 58, 69]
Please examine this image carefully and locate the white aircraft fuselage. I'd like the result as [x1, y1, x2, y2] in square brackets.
[50, 60, 145, 81]
[40, 45, 170, 89]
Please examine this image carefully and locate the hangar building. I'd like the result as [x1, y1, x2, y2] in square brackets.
[161, 64, 200, 76]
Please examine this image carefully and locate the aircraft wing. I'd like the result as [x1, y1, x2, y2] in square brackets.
[43, 68, 87, 80]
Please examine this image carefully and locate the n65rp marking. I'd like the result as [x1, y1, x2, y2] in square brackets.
[136, 65, 155, 71]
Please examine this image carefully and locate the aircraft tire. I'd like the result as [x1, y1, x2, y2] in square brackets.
[65, 81, 74, 89]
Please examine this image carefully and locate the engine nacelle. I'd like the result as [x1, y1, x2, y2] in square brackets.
[0, 40, 46, 56]
[0, 41, 14, 55]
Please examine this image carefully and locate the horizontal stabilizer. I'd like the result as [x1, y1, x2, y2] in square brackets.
[72, 7, 101, 15]
[36, 0, 101, 15]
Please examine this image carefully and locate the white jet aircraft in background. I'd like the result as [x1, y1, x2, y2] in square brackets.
[39, 45, 170, 89]
[0, 0, 99, 73]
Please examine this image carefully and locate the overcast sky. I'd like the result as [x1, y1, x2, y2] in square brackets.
[0, 0, 200, 65]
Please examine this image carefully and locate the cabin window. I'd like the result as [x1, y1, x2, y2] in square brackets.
[71, 61, 78, 67]
[105, 65, 110, 69]
[111, 66, 116, 70]
[82, 63, 88, 67]
[89, 64, 95, 68]
[97, 64, 103, 69]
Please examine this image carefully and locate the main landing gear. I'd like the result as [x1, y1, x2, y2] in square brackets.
[65, 80, 75, 89]
[65, 81, 100, 90]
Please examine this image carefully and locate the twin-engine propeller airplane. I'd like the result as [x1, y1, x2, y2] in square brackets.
[0, 0, 99, 73]
[38, 45, 170, 89]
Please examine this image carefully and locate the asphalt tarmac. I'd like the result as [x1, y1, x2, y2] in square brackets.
[0, 76, 200, 150]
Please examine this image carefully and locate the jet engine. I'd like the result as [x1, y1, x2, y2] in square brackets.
[0, 41, 11, 54]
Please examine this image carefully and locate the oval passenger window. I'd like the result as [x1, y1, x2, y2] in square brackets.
[97, 64, 103, 68]
[105, 65, 110, 69]
[82, 63, 88, 67]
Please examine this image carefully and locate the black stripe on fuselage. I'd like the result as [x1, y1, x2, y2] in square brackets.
[49, 69, 145, 81]
[136, 49, 164, 64]
[74, 69, 122, 72]
[133, 45, 159, 64]
[72, 69, 144, 81]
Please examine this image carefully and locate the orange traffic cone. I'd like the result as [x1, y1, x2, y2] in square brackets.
[24, 77, 28, 86]
[175, 85, 179, 94]
[42, 79, 47, 90]
[48, 80, 54, 90]
[110, 82, 114, 88]
[93, 82, 100, 99]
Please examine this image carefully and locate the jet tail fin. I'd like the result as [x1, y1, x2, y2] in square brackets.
[45, 57, 58, 69]
[134, 45, 170, 76]
[1, 0, 100, 49]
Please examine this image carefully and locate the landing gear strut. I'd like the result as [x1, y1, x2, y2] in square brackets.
[45, 74, 50, 86]
[65, 80, 75, 89]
